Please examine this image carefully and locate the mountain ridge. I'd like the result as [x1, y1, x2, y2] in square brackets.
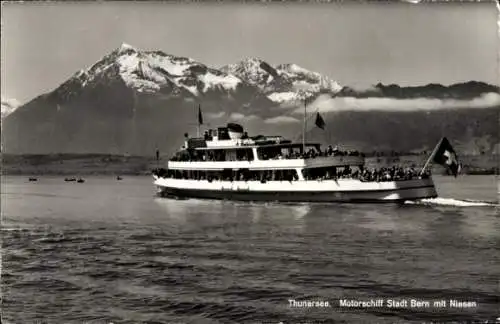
[338, 80, 499, 100]
[2, 43, 499, 155]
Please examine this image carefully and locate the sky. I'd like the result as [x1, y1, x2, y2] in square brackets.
[1, 1, 498, 104]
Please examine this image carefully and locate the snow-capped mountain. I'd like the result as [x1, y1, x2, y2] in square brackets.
[1, 97, 20, 119]
[1, 44, 279, 155]
[64, 43, 250, 99]
[220, 58, 282, 93]
[3, 43, 498, 155]
[221, 59, 342, 104]
[275, 63, 342, 94]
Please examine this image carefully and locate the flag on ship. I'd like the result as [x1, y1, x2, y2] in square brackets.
[315, 112, 325, 130]
[198, 105, 203, 125]
[432, 137, 460, 177]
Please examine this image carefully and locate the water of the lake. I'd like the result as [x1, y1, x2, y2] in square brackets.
[1, 175, 499, 324]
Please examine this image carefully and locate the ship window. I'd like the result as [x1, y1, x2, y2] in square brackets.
[236, 148, 254, 161]
[172, 170, 181, 179]
[216, 148, 254, 161]
[205, 150, 226, 161]
[269, 169, 298, 181]
[257, 147, 284, 160]
[167, 168, 299, 181]
[217, 127, 230, 140]
[302, 166, 363, 180]
[302, 166, 338, 180]
[257, 145, 316, 160]
[246, 169, 298, 181]
[225, 150, 237, 161]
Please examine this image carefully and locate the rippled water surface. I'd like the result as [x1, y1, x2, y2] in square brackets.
[2, 175, 499, 323]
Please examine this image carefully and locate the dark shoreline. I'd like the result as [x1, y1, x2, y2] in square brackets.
[1, 153, 498, 176]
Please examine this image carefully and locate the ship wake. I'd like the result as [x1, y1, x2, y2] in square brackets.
[405, 197, 498, 207]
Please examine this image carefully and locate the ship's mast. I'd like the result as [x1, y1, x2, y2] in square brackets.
[496, 1, 500, 160]
[132, 90, 137, 154]
[302, 99, 307, 154]
[197, 104, 200, 138]
[497, 0, 500, 89]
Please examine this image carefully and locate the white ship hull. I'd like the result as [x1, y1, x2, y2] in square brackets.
[153, 177, 437, 203]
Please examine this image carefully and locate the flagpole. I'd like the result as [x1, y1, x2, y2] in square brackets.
[419, 137, 443, 175]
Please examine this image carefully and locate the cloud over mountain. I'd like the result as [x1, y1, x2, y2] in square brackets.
[264, 116, 300, 124]
[294, 92, 500, 114]
[1, 97, 20, 118]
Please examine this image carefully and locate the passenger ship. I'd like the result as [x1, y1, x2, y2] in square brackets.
[152, 122, 446, 203]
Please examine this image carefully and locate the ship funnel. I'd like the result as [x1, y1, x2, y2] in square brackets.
[227, 123, 244, 140]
